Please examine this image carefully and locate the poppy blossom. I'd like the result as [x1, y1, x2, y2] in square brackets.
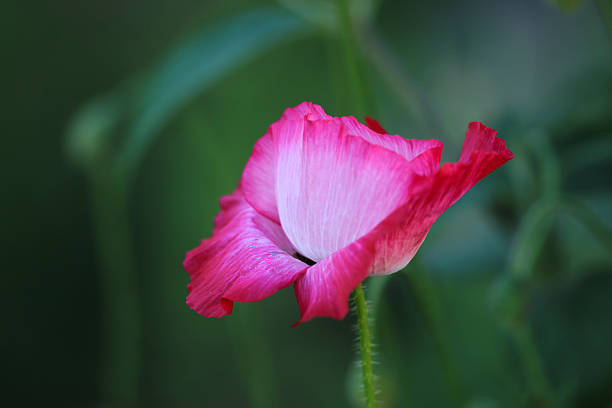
[184, 102, 513, 325]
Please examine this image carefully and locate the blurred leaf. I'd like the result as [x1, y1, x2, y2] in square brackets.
[508, 131, 561, 280]
[556, 195, 612, 276]
[358, 23, 445, 141]
[278, 0, 381, 30]
[116, 7, 309, 180]
[531, 271, 612, 406]
[562, 135, 612, 176]
[68, 7, 310, 182]
[407, 265, 468, 407]
[509, 199, 558, 280]
[65, 93, 122, 171]
[423, 205, 508, 276]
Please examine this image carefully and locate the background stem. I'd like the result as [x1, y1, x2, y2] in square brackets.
[354, 283, 376, 408]
[509, 314, 557, 408]
[357, 23, 444, 140]
[89, 173, 140, 406]
[561, 197, 612, 255]
[406, 267, 466, 407]
[225, 308, 279, 408]
[335, 0, 372, 117]
[504, 133, 560, 407]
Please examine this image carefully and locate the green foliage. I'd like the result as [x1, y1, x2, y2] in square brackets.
[6, 0, 612, 407]
[67, 7, 309, 184]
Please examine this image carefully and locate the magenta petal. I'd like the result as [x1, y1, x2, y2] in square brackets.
[281, 101, 330, 120]
[241, 103, 442, 225]
[273, 118, 421, 263]
[340, 116, 443, 175]
[186, 101, 513, 324]
[184, 189, 308, 317]
[284, 102, 443, 174]
[293, 240, 375, 325]
[241, 133, 280, 223]
[362, 121, 514, 275]
[240, 103, 330, 224]
[222, 213, 309, 303]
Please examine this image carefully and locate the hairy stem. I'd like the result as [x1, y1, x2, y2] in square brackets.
[354, 283, 376, 408]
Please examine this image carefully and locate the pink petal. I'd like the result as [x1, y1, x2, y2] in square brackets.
[340, 116, 443, 175]
[293, 240, 375, 325]
[184, 189, 308, 317]
[281, 101, 330, 120]
[240, 102, 330, 224]
[284, 103, 442, 172]
[240, 102, 442, 225]
[362, 121, 514, 275]
[272, 118, 423, 263]
[240, 132, 280, 223]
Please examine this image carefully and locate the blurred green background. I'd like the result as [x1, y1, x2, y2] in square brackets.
[3, 0, 612, 406]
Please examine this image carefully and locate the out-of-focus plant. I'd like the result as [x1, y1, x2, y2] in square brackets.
[494, 119, 612, 406]
[65, 0, 612, 407]
[278, 0, 382, 30]
[66, 8, 309, 407]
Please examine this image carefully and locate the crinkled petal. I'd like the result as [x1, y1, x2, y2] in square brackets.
[284, 102, 442, 170]
[281, 101, 330, 121]
[273, 118, 422, 263]
[293, 240, 375, 325]
[340, 116, 443, 175]
[184, 189, 308, 317]
[363, 122, 514, 275]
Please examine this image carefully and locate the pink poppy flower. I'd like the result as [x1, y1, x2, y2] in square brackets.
[184, 102, 513, 325]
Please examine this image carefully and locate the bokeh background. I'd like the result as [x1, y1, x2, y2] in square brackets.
[3, 0, 612, 406]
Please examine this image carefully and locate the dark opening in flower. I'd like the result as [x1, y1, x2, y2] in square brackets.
[293, 252, 316, 266]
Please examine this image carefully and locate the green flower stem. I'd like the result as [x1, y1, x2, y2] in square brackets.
[335, 2, 378, 400]
[354, 283, 376, 408]
[89, 173, 140, 406]
[333, 7, 378, 402]
[407, 268, 466, 407]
